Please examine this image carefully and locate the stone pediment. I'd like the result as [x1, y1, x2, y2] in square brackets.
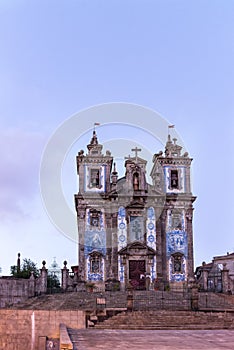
[125, 156, 147, 165]
[118, 241, 156, 256]
[126, 200, 145, 209]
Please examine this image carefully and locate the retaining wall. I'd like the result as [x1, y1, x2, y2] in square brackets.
[0, 309, 85, 350]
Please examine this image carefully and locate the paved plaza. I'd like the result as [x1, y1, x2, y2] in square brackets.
[74, 329, 234, 350]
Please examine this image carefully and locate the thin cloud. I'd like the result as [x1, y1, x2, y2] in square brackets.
[0, 128, 46, 220]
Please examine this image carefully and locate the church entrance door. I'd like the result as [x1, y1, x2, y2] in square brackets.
[129, 260, 146, 290]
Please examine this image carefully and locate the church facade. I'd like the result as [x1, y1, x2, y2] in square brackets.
[74, 129, 196, 290]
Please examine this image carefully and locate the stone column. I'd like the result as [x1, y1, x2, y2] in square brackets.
[122, 255, 127, 291]
[186, 207, 194, 280]
[155, 213, 163, 289]
[28, 271, 35, 297]
[61, 261, 68, 291]
[105, 212, 112, 281]
[111, 212, 118, 280]
[40, 260, 48, 294]
[221, 263, 229, 293]
[160, 208, 167, 288]
[78, 209, 86, 281]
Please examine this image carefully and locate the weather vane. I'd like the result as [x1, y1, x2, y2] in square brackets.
[93, 122, 100, 132]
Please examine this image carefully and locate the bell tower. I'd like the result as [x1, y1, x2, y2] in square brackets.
[74, 130, 113, 282]
[151, 135, 196, 286]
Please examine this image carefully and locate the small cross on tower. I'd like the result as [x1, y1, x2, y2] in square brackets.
[131, 146, 141, 163]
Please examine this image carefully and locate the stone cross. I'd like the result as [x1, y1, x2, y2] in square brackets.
[131, 147, 141, 162]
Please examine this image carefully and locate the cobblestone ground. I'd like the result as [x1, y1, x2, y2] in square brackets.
[73, 329, 234, 350]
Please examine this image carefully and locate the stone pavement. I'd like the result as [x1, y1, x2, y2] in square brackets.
[71, 329, 234, 350]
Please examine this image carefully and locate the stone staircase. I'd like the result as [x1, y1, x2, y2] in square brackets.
[94, 310, 234, 330]
[6, 290, 234, 313]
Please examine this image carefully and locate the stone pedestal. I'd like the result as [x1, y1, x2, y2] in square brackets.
[191, 285, 199, 311]
[188, 278, 199, 311]
[221, 263, 230, 293]
[127, 288, 133, 311]
[201, 263, 209, 291]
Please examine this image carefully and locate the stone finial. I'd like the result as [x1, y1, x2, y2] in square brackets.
[63, 260, 67, 268]
[111, 162, 118, 186]
[90, 130, 98, 145]
[165, 134, 182, 157]
[42, 260, 46, 268]
[78, 149, 84, 156]
[112, 162, 118, 175]
[87, 130, 103, 154]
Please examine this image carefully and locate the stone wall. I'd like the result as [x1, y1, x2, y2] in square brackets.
[0, 264, 48, 308]
[0, 309, 85, 350]
[0, 278, 35, 308]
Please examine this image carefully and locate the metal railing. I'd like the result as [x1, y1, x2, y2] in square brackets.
[132, 290, 192, 311]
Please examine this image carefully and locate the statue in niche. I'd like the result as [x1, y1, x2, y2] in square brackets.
[133, 172, 139, 190]
[173, 254, 183, 274]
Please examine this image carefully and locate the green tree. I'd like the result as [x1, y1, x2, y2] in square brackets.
[47, 273, 60, 289]
[10, 258, 39, 279]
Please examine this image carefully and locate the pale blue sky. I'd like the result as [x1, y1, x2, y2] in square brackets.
[0, 1, 234, 275]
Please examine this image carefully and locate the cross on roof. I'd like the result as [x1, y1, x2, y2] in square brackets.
[131, 147, 141, 162]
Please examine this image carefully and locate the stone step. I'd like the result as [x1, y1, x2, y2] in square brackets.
[67, 328, 79, 350]
[94, 310, 234, 330]
[95, 324, 228, 330]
